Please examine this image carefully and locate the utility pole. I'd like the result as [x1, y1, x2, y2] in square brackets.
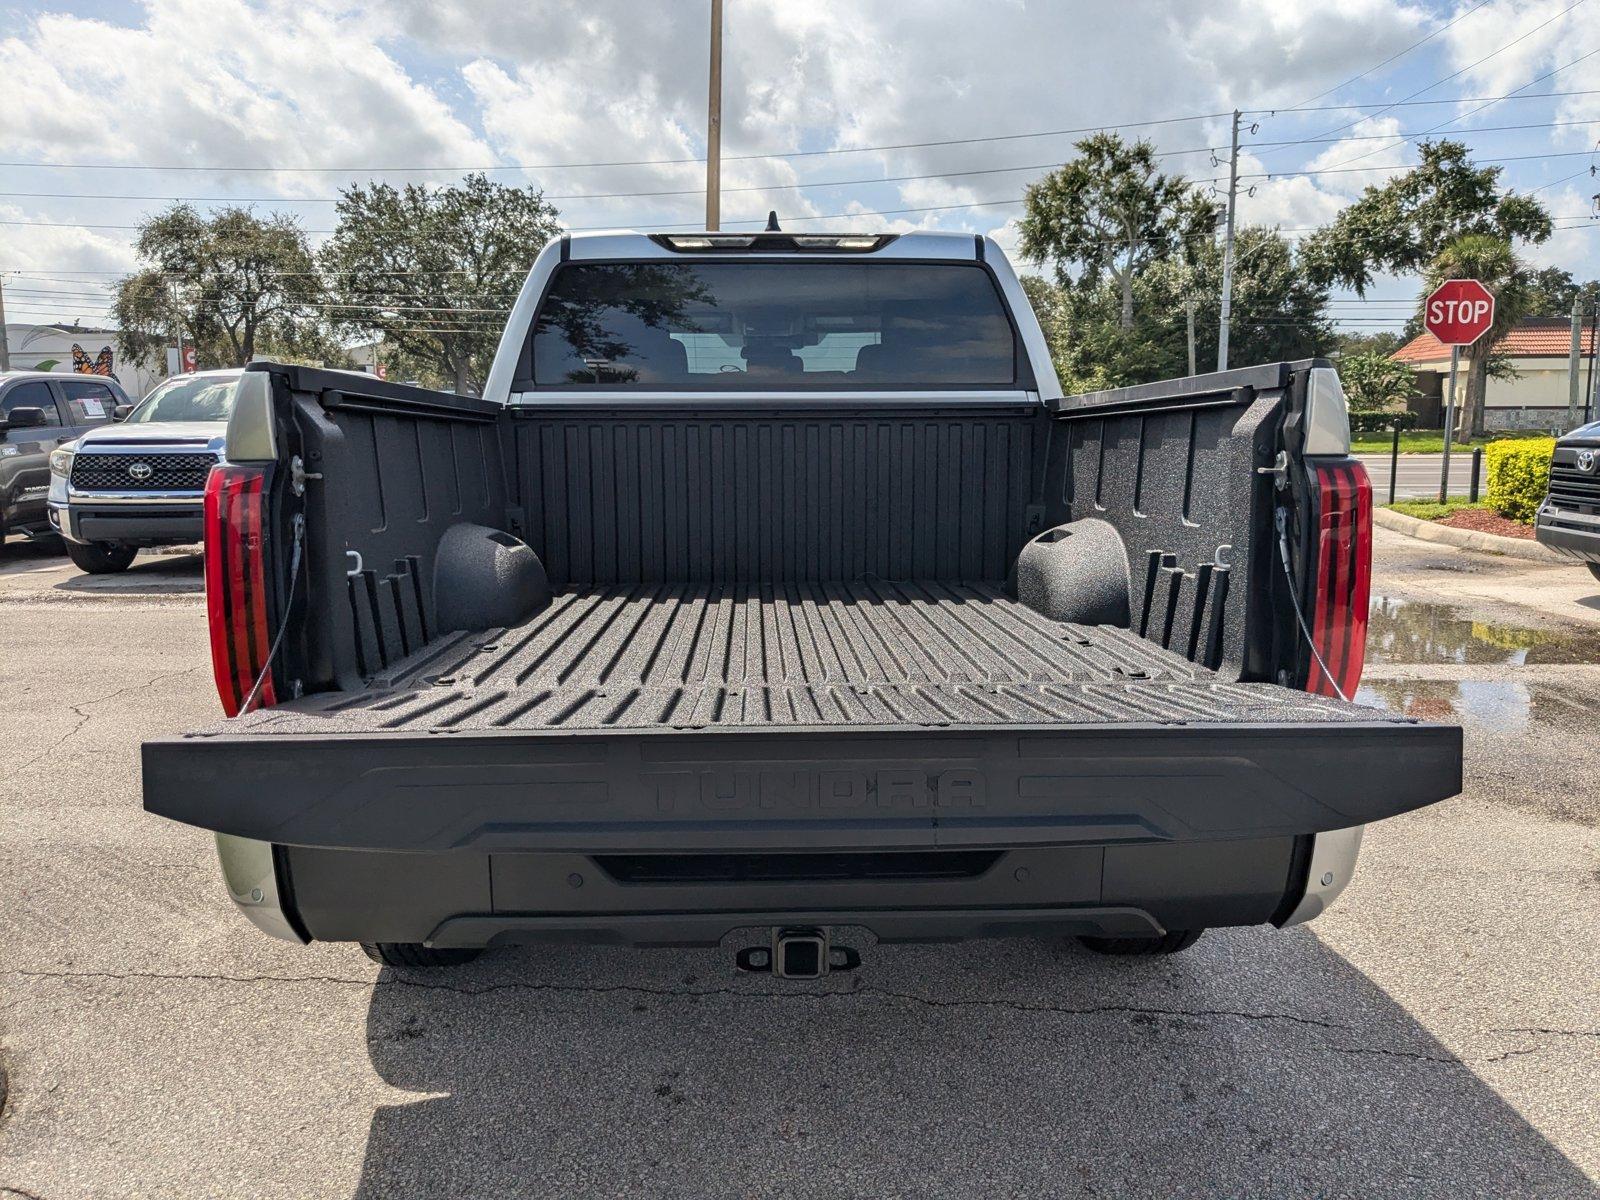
[705, 0, 723, 232]
[1568, 297, 1584, 428]
[1186, 298, 1197, 376]
[1216, 109, 1242, 373]
[0, 272, 11, 372]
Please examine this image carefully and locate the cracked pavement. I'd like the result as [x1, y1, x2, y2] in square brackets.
[1, 538, 1597, 1198]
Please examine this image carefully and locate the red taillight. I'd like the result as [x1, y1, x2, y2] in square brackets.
[204, 463, 278, 716]
[1306, 461, 1372, 699]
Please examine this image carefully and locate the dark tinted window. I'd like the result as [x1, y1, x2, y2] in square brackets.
[2, 382, 61, 425]
[61, 378, 118, 423]
[529, 262, 1017, 388]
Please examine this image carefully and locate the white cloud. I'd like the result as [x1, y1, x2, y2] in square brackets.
[5, 0, 1593, 323]
[0, 0, 489, 189]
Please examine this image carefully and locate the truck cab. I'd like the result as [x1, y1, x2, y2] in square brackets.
[141, 230, 1461, 976]
[1, 371, 127, 545]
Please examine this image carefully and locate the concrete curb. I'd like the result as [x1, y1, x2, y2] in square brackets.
[1374, 506, 1567, 563]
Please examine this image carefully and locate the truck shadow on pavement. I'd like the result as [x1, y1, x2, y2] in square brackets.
[350, 927, 1591, 1198]
[53, 551, 203, 595]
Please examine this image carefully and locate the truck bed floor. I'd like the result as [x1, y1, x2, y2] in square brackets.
[228, 581, 1388, 735]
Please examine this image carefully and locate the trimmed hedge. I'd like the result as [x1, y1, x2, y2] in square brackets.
[1484, 437, 1555, 523]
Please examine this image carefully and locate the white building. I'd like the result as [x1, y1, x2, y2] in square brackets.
[1392, 318, 1600, 431]
[3, 322, 166, 401]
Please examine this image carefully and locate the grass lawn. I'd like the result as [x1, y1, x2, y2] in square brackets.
[1385, 497, 1488, 521]
[1350, 429, 1553, 455]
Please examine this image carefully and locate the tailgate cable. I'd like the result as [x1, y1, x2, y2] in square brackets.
[240, 512, 305, 713]
[1275, 507, 1350, 703]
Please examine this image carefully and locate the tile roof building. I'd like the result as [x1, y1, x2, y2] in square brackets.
[1389, 317, 1599, 432]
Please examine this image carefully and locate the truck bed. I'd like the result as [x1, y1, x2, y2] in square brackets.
[145, 581, 1460, 855]
[215, 580, 1374, 735]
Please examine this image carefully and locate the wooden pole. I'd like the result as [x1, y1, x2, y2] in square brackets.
[706, 0, 722, 231]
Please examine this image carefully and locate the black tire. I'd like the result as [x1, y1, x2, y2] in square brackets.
[1586, 563, 1600, 584]
[1077, 929, 1205, 956]
[360, 942, 481, 968]
[66, 540, 138, 574]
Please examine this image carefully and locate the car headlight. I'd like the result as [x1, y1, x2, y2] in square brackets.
[49, 446, 76, 478]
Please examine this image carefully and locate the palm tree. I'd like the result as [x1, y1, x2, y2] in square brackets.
[1424, 234, 1534, 440]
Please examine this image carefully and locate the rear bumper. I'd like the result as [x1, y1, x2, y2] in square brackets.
[51, 499, 203, 546]
[255, 834, 1343, 946]
[1535, 504, 1600, 563]
[147, 720, 1460, 854]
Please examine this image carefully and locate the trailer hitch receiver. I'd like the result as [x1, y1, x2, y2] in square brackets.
[736, 927, 860, 979]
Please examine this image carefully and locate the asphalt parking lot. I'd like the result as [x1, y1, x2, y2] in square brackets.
[1, 531, 1596, 1198]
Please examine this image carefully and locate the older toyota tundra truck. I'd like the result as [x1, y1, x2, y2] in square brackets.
[142, 229, 1461, 977]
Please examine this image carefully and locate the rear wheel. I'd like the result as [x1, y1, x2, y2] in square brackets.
[360, 942, 481, 969]
[66, 540, 137, 574]
[1586, 563, 1600, 584]
[1077, 929, 1205, 956]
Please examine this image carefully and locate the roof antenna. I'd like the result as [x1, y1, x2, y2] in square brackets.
[765, 210, 781, 232]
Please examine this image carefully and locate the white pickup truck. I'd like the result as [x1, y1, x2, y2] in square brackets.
[140, 228, 1460, 978]
[48, 370, 241, 573]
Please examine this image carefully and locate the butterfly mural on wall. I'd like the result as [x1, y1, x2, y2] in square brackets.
[72, 344, 116, 377]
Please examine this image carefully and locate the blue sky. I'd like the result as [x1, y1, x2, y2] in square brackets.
[1, 0, 1597, 339]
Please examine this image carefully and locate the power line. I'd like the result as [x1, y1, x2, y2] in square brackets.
[1257, 0, 1591, 159]
[1282, 0, 1495, 110]
[0, 153, 1227, 206]
[1244, 147, 1600, 181]
[16, 115, 1600, 209]
[1246, 86, 1600, 114]
[0, 112, 1245, 176]
[2, 85, 1598, 178]
[1314, 43, 1600, 173]
[2, 142, 1593, 232]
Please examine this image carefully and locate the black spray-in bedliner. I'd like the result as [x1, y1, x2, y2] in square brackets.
[219, 580, 1403, 736]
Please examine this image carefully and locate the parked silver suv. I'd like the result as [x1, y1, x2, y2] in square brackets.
[48, 370, 241, 573]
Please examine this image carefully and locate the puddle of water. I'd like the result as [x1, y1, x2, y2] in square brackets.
[1355, 678, 1593, 734]
[1365, 593, 1600, 667]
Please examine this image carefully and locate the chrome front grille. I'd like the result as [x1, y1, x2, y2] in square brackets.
[70, 451, 217, 492]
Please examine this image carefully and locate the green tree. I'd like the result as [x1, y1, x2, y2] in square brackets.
[1336, 330, 1404, 358]
[321, 173, 562, 394]
[1520, 265, 1600, 317]
[1424, 233, 1542, 438]
[1022, 226, 1334, 393]
[1299, 140, 1552, 292]
[1018, 133, 1219, 330]
[1339, 350, 1418, 415]
[1300, 140, 1553, 440]
[112, 205, 325, 371]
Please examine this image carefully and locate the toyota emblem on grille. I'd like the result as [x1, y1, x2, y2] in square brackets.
[1579, 450, 1596, 473]
[127, 461, 154, 481]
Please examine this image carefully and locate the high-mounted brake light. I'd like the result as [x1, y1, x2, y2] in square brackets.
[1305, 461, 1372, 699]
[204, 463, 278, 717]
[793, 235, 881, 250]
[661, 235, 756, 250]
[651, 233, 894, 253]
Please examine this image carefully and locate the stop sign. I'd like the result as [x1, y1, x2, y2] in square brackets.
[1423, 279, 1495, 346]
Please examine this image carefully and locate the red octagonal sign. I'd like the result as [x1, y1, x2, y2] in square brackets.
[1423, 278, 1496, 346]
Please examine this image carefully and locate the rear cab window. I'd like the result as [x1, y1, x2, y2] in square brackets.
[523, 261, 1025, 390]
